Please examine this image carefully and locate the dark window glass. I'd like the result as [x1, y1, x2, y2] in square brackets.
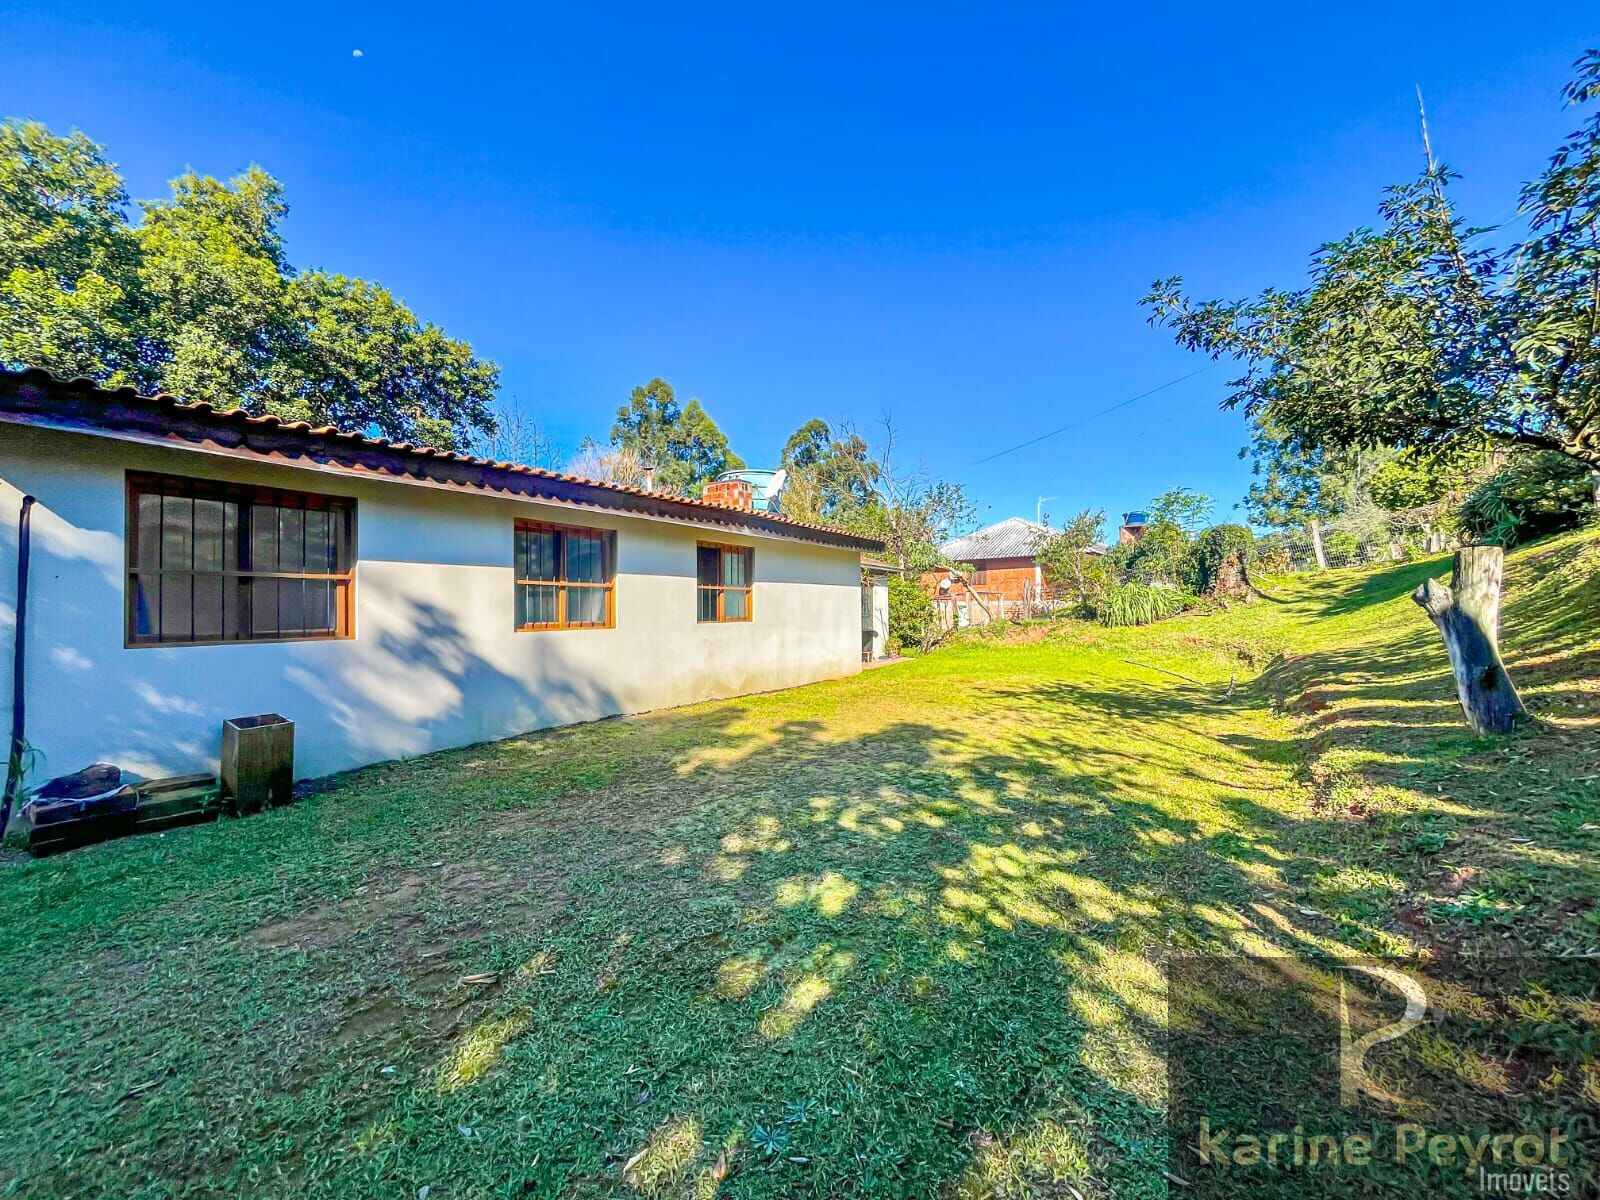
[696, 544, 753, 622]
[126, 474, 354, 646]
[514, 522, 615, 630]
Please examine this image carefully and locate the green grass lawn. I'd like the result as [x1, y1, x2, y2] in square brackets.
[2, 531, 1596, 1198]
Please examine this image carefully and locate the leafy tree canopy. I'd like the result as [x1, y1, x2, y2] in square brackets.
[1147, 486, 1214, 534]
[774, 417, 971, 570]
[1241, 417, 1343, 532]
[1034, 508, 1114, 612]
[610, 377, 744, 495]
[779, 418, 880, 522]
[1367, 444, 1487, 511]
[0, 119, 499, 450]
[1144, 52, 1600, 471]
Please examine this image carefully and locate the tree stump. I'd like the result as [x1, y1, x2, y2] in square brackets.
[1412, 546, 1527, 735]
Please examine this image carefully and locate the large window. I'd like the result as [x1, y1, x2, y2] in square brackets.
[127, 473, 354, 646]
[515, 520, 616, 630]
[697, 543, 753, 622]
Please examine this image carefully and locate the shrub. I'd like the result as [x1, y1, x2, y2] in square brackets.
[1095, 582, 1193, 627]
[1183, 523, 1254, 596]
[1457, 451, 1594, 546]
[886, 574, 935, 654]
[1112, 520, 1187, 585]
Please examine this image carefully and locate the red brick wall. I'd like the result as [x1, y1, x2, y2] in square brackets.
[923, 556, 1039, 602]
[966, 557, 1038, 602]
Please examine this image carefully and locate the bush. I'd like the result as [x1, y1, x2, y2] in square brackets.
[1095, 582, 1193, 627]
[1183, 524, 1254, 596]
[886, 575, 935, 654]
[1457, 451, 1594, 546]
[1112, 520, 1187, 585]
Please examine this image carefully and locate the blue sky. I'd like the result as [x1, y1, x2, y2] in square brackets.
[3, 3, 1595, 537]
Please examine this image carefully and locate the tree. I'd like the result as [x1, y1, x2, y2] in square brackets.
[886, 575, 937, 654]
[778, 418, 880, 523]
[0, 120, 143, 382]
[780, 418, 832, 470]
[1142, 58, 1600, 734]
[610, 378, 743, 495]
[1242, 420, 1344, 568]
[781, 415, 971, 569]
[1147, 486, 1214, 535]
[568, 439, 653, 488]
[473, 397, 561, 470]
[1143, 52, 1600, 473]
[1110, 520, 1187, 585]
[1184, 524, 1254, 598]
[134, 166, 292, 408]
[0, 119, 501, 450]
[278, 271, 498, 449]
[1414, 547, 1528, 734]
[848, 418, 973, 572]
[1033, 508, 1113, 612]
[1368, 445, 1486, 512]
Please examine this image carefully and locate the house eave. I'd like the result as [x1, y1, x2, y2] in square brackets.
[0, 369, 885, 554]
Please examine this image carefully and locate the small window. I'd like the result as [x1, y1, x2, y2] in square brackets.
[126, 473, 355, 646]
[697, 543, 753, 622]
[515, 520, 616, 630]
[970, 566, 990, 585]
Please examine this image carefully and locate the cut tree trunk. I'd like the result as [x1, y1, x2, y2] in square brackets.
[1309, 518, 1328, 570]
[1412, 546, 1527, 735]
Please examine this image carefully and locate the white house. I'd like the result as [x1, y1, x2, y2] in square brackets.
[0, 369, 883, 791]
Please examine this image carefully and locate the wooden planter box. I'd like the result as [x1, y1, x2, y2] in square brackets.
[24, 774, 222, 855]
[221, 714, 294, 814]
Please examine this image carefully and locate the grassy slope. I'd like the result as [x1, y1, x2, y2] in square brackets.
[0, 530, 1595, 1199]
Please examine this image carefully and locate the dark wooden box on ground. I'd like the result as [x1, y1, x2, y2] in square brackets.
[221, 714, 294, 814]
[24, 774, 222, 855]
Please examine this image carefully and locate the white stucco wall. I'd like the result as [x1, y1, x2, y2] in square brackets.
[0, 425, 863, 786]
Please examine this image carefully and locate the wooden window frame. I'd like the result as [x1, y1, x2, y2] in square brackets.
[696, 542, 754, 624]
[513, 519, 617, 632]
[125, 471, 356, 648]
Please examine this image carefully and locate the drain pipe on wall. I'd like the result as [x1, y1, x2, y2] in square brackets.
[2, 494, 36, 836]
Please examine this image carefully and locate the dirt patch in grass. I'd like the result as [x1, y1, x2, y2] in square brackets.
[254, 858, 567, 951]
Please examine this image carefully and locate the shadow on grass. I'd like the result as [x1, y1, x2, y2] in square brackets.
[4, 532, 1595, 1199]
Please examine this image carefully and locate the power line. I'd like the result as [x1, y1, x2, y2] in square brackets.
[964, 365, 1214, 468]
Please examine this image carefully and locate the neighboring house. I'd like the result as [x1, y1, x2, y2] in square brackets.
[0, 369, 883, 787]
[924, 517, 1109, 622]
[929, 517, 1054, 605]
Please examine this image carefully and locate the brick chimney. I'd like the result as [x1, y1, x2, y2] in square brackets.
[702, 478, 754, 510]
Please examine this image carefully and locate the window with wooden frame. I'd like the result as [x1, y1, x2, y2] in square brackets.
[126, 473, 355, 646]
[970, 566, 990, 585]
[514, 520, 616, 630]
[696, 543, 753, 622]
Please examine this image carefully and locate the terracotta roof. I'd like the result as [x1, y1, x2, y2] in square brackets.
[939, 517, 1051, 562]
[0, 368, 884, 553]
